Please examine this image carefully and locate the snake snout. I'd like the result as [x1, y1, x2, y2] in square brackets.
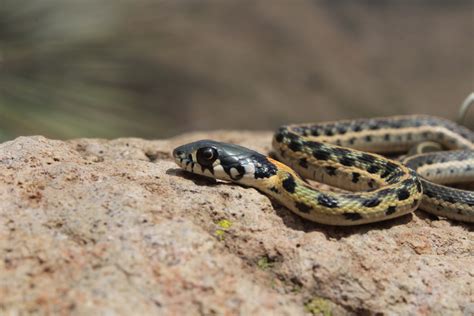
[172, 144, 194, 168]
[172, 147, 185, 159]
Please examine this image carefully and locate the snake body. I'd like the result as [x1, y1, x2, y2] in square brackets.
[173, 115, 474, 225]
[403, 150, 474, 222]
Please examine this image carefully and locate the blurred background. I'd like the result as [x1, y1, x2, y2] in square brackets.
[0, 0, 473, 141]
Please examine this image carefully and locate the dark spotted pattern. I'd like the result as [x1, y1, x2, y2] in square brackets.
[310, 127, 320, 136]
[252, 155, 278, 179]
[386, 171, 404, 184]
[404, 150, 474, 169]
[343, 212, 363, 221]
[375, 189, 394, 201]
[351, 172, 360, 183]
[360, 153, 376, 165]
[401, 178, 414, 188]
[325, 166, 337, 176]
[288, 116, 474, 149]
[367, 164, 380, 174]
[295, 201, 312, 213]
[337, 126, 347, 134]
[274, 130, 285, 143]
[386, 162, 399, 172]
[368, 179, 375, 189]
[369, 123, 379, 130]
[289, 140, 303, 152]
[380, 169, 391, 179]
[425, 190, 435, 198]
[332, 147, 351, 156]
[317, 194, 339, 208]
[299, 158, 308, 168]
[282, 174, 297, 193]
[176, 119, 473, 224]
[445, 196, 455, 204]
[325, 129, 334, 136]
[362, 198, 381, 208]
[397, 189, 410, 201]
[386, 206, 397, 215]
[339, 156, 355, 167]
[313, 149, 331, 161]
[415, 175, 473, 210]
[379, 162, 406, 183]
[268, 117, 474, 223]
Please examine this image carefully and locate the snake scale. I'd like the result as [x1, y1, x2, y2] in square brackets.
[173, 115, 474, 225]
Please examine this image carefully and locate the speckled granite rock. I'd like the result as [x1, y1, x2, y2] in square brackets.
[0, 135, 472, 315]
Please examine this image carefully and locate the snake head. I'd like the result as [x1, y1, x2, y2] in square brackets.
[173, 140, 277, 183]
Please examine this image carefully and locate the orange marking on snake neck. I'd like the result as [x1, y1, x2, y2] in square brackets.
[267, 157, 301, 178]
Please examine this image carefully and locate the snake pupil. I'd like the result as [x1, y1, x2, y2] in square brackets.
[196, 147, 218, 166]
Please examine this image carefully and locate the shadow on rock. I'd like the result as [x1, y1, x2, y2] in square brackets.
[166, 168, 218, 186]
[415, 209, 474, 231]
[271, 199, 414, 239]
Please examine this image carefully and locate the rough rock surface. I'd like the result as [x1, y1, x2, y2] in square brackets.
[0, 134, 473, 315]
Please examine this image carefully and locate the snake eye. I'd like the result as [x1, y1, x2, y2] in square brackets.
[196, 147, 218, 166]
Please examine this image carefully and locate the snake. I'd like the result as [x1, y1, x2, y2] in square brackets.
[172, 115, 474, 225]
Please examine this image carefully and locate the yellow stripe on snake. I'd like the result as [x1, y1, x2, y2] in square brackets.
[173, 115, 474, 225]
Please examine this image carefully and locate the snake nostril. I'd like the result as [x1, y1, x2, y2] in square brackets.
[172, 148, 185, 158]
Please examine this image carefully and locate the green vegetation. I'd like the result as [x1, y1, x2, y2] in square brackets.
[214, 219, 232, 240]
[256, 256, 274, 270]
[304, 297, 334, 316]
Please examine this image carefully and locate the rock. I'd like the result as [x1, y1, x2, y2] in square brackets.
[0, 134, 472, 315]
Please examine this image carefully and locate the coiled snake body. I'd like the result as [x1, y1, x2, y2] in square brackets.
[173, 115, 474, 225]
